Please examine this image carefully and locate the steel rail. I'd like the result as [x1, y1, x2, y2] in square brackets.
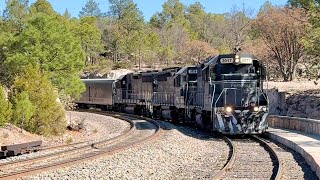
[213, 135, 282, 180]
[0, 118, 160, 180]
[0, 111, 162, 180]
[251, 135, 282, 180]
[212, 136, 236, 180]
[0, 111, 134, 168]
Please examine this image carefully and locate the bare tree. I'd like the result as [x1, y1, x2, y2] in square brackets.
[225, 4, 253, 50]
[253, 7, 306, 81]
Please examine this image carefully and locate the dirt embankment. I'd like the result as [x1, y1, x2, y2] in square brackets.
[0, 111, 129, 147]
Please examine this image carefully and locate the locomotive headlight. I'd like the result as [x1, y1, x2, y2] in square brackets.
[253, 106, 259, 112]
[235, 55, 240, 63]
[226, 106, 233, 113]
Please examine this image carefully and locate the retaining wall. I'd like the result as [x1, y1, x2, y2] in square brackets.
[268, 115, 320, 135]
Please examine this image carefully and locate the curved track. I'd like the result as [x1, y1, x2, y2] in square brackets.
[213, 135, 282, 180]
[0, 110, 161, 179]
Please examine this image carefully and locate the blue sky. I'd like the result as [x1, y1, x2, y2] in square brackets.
[0, 0, 288, 21]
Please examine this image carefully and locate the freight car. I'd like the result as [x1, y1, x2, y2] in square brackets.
[75, 53, 269, 135]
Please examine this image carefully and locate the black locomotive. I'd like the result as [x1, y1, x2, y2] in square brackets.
[76, 53, 269, 135]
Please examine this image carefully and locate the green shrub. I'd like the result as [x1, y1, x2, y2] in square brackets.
[59, 90, 76, 110]
[0, 85, 12, 127]
[11, 91, 35, 129]
[13, 64, 67, 136]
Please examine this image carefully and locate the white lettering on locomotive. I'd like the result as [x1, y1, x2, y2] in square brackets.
[240, 58, 253, 64]
[230, 83, 251, 88]
[220, 58, 234, 64]
[188, 69, 197, 74]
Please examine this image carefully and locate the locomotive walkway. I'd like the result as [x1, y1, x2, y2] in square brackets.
[267, 116, 320, 178]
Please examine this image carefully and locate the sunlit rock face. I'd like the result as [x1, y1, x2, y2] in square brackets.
[81, 69, 133, 79]
[268, 89, 320, 120]
[285, 90, 320, 119]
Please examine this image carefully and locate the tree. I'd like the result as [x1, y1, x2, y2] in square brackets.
[0, 85, 12, 127]
[289, 0, 320, 79]
[258, 1, 273, 15]
[3, 0, 29, 33]
[30, 0, 56, 16]
[108, 0, 135, 19]
[5, 11, 86, 97]
[103, 0, 145, 64]
[253, 7, 306, 81]
[225, 5, 253, 50]
[11, 91, 35, 130]
[63, 9, 71, 19]
[144, 31, 161, 67]
[201, 14, 228, 52]
[79, 0, 103, 17]
[162, 0, 190, 30]
[187, 2, 206, 39]
[74, 16, 103, 66]
[184, 40, 218, 63]
[13, 64, 66, 136]
[288, 0, 320, 10]
[103, 22, 125, 62]
[150, 12, 166, 29]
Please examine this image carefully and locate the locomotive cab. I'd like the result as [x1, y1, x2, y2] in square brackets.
[204, 54, 269, 134]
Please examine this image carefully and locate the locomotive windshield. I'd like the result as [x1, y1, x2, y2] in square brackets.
[219, 64, 257, 74]
[210, 60, 264, 81]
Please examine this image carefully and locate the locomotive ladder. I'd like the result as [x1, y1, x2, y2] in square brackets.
[185, 92, 196, 121]
[145, 92, 153, 117]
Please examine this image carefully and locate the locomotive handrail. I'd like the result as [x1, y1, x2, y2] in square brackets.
[153, 91, 175, 105]
[211, 80, 260, 83]
[213, 85, 267, 114]
[214, 89, 226, 114]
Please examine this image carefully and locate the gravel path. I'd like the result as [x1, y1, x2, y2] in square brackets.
[24, 122, 229, 179]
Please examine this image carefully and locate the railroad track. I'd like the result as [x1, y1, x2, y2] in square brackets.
[0, 110, 161, 179]
[214, 135, 282, 180]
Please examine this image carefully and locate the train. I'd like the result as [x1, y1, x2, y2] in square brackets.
[75, 53, 269, 135]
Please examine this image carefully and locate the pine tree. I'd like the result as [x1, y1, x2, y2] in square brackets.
[79, 0, 103, 17]
[63, 9, 71, 19]
[30, 0, 56, 16]
[2, 0, 29, 33]
[0, 85, 12, 127]
[11, 91, 35, 130]
[13, 64, 66, 136]
[5, 10, 86, 97]
[74, 16, 103, 66]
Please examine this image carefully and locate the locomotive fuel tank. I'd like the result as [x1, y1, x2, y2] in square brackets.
[125, 107, 136, 114]
[161, 110, 178, 121]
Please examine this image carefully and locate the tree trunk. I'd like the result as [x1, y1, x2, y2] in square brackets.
[138, 48, 141, 70]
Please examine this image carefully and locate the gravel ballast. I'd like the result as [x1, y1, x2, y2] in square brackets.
[62, 111, 130, 144]
[0, 111, 130, 164]
[25, 121, 229, 179]
[267, 139, 319, 180]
